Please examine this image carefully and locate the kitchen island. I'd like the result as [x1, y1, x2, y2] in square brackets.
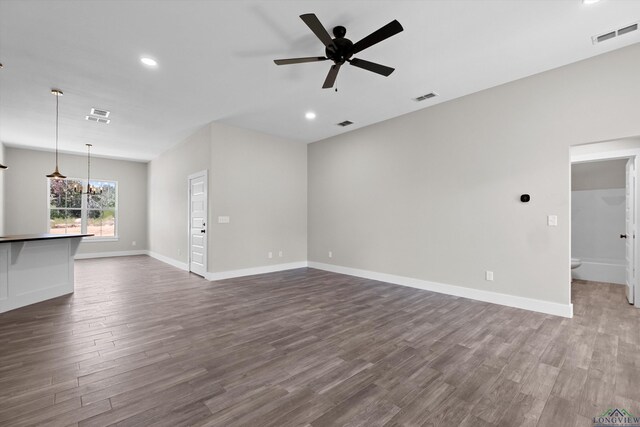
[0, 234, 91, 313]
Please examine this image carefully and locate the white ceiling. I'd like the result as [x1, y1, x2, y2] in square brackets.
[0, 0, 639, 161]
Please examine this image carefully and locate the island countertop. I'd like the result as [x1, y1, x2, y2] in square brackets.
[0, 233, 93, 243]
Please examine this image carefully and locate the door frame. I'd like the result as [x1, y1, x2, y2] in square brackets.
[571, 149, 640, 308]
[187, 170, 208, 276]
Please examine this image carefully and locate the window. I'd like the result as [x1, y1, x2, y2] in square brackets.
[48, 178, 117, 239]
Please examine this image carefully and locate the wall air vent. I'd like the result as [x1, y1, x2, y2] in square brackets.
[85, 115, 110, 124]
[414, 92, 438, 102]
[592, 22, 638, 44]
[90, 108, 110, 118]
[337, 120, 353, 127]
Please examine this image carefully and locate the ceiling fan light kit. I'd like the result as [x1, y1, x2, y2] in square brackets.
[274, 13, 403, 89]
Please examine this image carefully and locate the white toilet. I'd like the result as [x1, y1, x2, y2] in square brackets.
[571, 257, 582, 269]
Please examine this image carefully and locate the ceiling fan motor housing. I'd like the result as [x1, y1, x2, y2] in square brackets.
[326, 26, 353, 64]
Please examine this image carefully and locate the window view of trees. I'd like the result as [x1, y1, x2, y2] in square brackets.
[49, 178, 117, 238]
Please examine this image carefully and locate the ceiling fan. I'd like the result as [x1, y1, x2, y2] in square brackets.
[274, 14, 403, 89]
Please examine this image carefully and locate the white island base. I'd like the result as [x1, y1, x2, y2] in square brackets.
[0, 234, 90, 314]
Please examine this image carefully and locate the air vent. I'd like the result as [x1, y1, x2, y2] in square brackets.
[85, 115, 110, 124]
[414, 92, 438, 102]
[592, 22, 638, 44]
[90, 108, 110, 118]
[596, 31, 616, 43]
[618, 23, 638, 36]
[337, 120, 353, 127]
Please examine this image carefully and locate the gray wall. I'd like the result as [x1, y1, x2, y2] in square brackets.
[571, 137, 640, 158]
[210, 122, 307, 272]
[572, 160, 626, 191]
[0, 142, 5, 235]
[147, 125, 211, 262]
[308, 43, 640, 306]
[4, 147, 148, 255]
[147, 122, 307, 273]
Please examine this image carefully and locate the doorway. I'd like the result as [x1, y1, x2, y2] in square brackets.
[188, 170, 208, 277]
[571, 147, 638, 307]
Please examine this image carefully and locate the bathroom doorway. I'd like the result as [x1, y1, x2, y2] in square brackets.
[571, 139, 640, 308]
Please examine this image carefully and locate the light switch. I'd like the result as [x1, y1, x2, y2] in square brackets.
[547, 215, 558, 226]
[218, 216, 230, 224]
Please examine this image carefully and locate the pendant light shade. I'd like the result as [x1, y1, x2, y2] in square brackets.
[46, 89, 66, 179]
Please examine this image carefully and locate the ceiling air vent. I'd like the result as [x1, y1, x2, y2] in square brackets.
[592, 22, 638, 44]
[337, 120, 353, 127]
[85, 115, 111, 124]
[90, 108, 110, 118]
[618, 23, 638, 36]
[414, 92, 438, 102]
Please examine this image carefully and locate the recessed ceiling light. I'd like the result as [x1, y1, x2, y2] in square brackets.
[140, 57, 158, 67]
[305, 111, 316, 120]
[582, 0, 601, 4]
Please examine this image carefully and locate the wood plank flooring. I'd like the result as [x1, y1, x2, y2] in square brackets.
[1, 256, 639, 426]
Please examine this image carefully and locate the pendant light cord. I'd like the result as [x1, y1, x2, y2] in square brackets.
[55, 94, 59, 169]
[86, 144, 91, 196]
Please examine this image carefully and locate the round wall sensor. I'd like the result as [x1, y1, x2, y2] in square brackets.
[520, 194, 531, 203]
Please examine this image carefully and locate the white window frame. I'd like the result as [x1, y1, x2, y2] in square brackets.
[46, 177, 119, 241]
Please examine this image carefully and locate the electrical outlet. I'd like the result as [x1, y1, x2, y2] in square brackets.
[268, 252, 273, 259]
[485, 271, 494, 281]
[132, 241, 136, 247]
[278, 251, 283, 257]
[328, 251, 333, 258]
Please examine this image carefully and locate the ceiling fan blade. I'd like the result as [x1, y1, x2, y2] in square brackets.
[274, 57, 328, 65]
[322, 63, 342, 89]
[300, 13, 336, 49]
[352, 20, 403, 54]
[349, 58, 395, 76]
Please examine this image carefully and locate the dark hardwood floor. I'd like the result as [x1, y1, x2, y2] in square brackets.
[0, 256, 639, 426]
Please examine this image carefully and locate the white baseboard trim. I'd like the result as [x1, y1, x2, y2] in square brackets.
[147, 251, 189, 271]
[572, 260, 625, 285]
[206, 261, 309, 281]
[75, 250, 148, 260]
[308, 261, 573, 318]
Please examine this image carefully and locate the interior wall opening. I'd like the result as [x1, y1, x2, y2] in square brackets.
[570, 136, 640, 309]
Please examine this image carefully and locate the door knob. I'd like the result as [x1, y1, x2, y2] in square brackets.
[620, 234, 627, 239]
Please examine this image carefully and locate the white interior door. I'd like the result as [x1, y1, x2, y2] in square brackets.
[188, 171, 207, 277]
[625, 158, 635, 304]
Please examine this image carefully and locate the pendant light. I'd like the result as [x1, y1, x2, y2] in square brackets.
[85, 144, 92, 195]
[84, 143, 101, 196]
[46, 89, 66, 179]
[0, 63, 7, 170]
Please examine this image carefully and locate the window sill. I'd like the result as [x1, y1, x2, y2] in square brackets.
[82, 237, 119, 243]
